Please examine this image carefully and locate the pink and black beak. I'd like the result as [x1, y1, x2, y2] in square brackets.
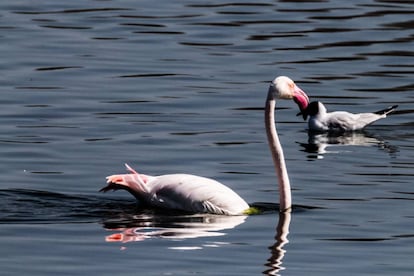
[292, 85, 310, 120]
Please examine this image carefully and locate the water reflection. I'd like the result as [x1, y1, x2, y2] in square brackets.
[264, 211, 291, 276]
[102, 212, 246, 245]
[299, 131, 398, 158]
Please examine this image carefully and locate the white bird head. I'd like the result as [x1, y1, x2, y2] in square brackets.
[268, 76, 310, 115]
[301, 101, 327, 120]
[303, 101, 326, 116]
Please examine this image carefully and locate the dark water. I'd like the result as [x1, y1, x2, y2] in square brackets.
[1, 0, 413, 275]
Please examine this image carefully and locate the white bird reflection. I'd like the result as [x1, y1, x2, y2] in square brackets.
[299, 131, 398, 158]
[264, 211, 291, 276]
[102, 211, 247, 245]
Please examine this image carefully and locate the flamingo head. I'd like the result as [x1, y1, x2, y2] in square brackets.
[269, 76, 309, 118]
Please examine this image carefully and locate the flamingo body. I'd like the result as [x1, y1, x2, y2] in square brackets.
[101, 164, 249, 215]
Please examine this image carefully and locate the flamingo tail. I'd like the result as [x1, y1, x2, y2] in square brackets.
[100, 164, 150, 195]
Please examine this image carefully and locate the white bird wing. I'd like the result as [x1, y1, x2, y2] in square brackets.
[146, 174, 249, 215]
[325, 111, 384, 131]
[354, 113, 386, 128]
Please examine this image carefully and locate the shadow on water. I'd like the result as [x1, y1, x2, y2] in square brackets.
[0, 189, 137, 224]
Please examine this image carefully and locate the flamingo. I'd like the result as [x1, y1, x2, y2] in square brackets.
[300, 101, 398, 132]
[100, 76, 309, 214]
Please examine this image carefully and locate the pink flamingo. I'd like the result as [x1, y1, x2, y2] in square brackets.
[100, 76, 309, 214]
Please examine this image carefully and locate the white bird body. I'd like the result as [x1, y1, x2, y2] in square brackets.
[101, 76, 309, 215]
[305, 101, 398, 132]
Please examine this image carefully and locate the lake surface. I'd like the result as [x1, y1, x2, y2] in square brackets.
[1, 0, 413, 275]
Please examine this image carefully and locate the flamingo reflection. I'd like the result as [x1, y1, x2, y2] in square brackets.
[102, 212, 247, 244]
[264, 211, 291, 276]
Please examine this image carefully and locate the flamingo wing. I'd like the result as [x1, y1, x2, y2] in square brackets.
[146, 174, 249, 215]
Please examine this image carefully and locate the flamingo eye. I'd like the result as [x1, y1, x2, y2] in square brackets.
[288, 82, 295, 89]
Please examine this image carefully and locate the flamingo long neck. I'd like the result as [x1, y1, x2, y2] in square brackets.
[265, 93, 292, 212]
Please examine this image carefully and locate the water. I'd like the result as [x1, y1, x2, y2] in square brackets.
[1, 0, 413, 275]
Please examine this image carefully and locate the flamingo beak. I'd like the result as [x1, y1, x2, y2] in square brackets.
[292, 86, 309, 120]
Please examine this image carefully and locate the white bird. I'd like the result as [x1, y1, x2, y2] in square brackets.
[301, 101, 398, 132]
[100, 76, 309, 215]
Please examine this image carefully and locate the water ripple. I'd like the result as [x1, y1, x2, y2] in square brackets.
[14, 8, 132, 15]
